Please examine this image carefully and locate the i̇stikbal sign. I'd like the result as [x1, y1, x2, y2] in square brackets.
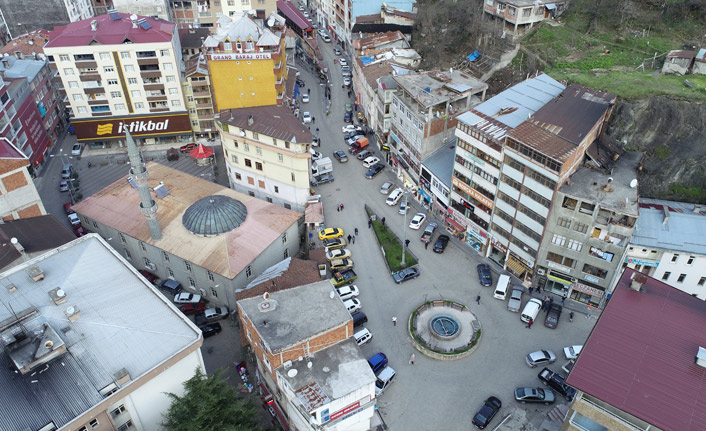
[210, 53, 272, 61]
[73, 113, 192, 141]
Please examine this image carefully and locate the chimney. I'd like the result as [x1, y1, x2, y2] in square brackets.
[1, 58, 8, 69]
[662, 205, 670, 225]
[10, 237, 24, 254]
[248, 114, 254, 125]
[90, 20, 98, 31]
[696, 347, 706, 369]
[629, 271, 648, 292]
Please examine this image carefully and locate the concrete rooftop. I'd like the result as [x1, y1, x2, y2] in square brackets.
[394, 70, 488, 108]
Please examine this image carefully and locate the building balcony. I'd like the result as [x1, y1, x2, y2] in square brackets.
[144, 83, 165, 91]
[150, 107, 170, 113]
[137, 57, 160, 66]
[140, 71, 162, 79]
[79, 73, 101, 82]
[195, 102, 212, 108]
[191, 80, 209, 87]
[192, 90, 211, 98]
[74, 60, 98, 68]
[92, 111, 112, 116]
[198, 113, 214, 120]
[83, 87, 106, 95]
[87, 99, 109, 105]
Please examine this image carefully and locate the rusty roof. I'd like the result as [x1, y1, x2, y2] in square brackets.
[0, 30, 50, 56]
[237, 257, 321, 301]
[357, 31, 406, 51]
[71, 163, 301, 279]
[355, 13, 382, 24]
[567, 268, 706, 431]
[218, 104, 312, 144]
[46, 13, 175, 48]
[667, 49, 696, 59]
[506, 121, 577, 163]
[355, 57, 395, 88]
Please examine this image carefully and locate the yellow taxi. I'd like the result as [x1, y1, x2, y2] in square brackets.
[318, 227, 344, 241]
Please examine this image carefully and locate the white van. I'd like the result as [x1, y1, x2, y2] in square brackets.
[493, 274, 511, 300]
[354, 328, 372, 346]
[375, 366, 396, 396]
[521, 298, 543, 323]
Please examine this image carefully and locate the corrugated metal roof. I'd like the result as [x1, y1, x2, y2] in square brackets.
[218, 104, 313, 145]
[630, 198, 706, 255]
[0, 235, 201, 431]
[46, 13, 174, 48]
[422, 140, 456, 188]
[567, 268, 706, 431]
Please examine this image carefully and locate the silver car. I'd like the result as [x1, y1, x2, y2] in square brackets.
[525, 350, 557, 368]
[380, 181, 394, 194]
[507, 287, 523, 312]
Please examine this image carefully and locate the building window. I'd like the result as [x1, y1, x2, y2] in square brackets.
[246, 265, 252, 277]
[111, 405, 127, 418]
[582, 263, 607, 279]
[163, 62, 173, 70]
[119, 233, 126, 243]
[207, 271, 214, 281]
[551, 234, 566, 247]
[189, 277, 196, 288]
[104, 66, 114, 73]
[89, 419, 99, 429]
[274, 185, 279, 193]
[135, 102, 144, 109]
[162, 251, 170, 262]
[117, 421, 133, 431]
[107, 79, 118, 85]
[73, 94, 83, 101]
[278, 153, 283, 162]
[255, 162, 263, 171]
[166, 75, 176, 82]
[169, 87, 178, 94]
[244, 143, 249, 151]
[115, 103, 125, 110]
[284, 203, 291, 209]
[210, 287, 218, 297]
[256, 146, 262, 155]
[139, 241, 146, 251]
[124, 249, 132, 260]
[69, 81, 79, 88]
[63, 68, 74, 75]
[284, 248, 289, 258]
[258, 180, 265, 188]
[671, 253, 679, 262]
[662, 271, 671, 281]
[282, 232, 287, 243]
[110, 91, 121, 98]
[124, 65, 134, 72]
[185, 261, 192, 272]
[687, 256, 695, 265]
[231, 155, 238, 164]
[128, 78, 138, 84]
[291, 173, 295, 182]
[171, 100, 181, 107]
[698, 277, 706, 286]
[253, 132, 259, 140]
[244, 159, 252, 168]
[677, 273, 686, 283]
[100, 53, 111, 60]
[567, 239, 582, 252]
[160, 49, 170, 57]
[573, 223, 589, 234]
[60, 54, 70, 61]
[167, 267, 174, 277]
[235, 173, 242, 180]
[121, 52, 130, 59]
[77, 107, 87, 113]
[131, 90, 141, 98]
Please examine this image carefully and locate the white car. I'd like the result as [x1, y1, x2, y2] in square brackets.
[409, 213, 426, 230]
[380, 181, 394, 194]
[318, 29, 326, 37]
[303, 11, 309, 17]
[336, 284, 359, 301]
[71, 143, 82, 156]
[302, 112, 312, 123]
[386, 188, 403, 205]
[563, 345, 583, 360]
[174, 292, 202, 304]
[302, 94, 309, 103]
[343, 298, 361, 313]
[342, 125, 362, 134]
[299, 5, 305, 10]
[67, 212, 81, 226]
[339, 58, 348, 67]
[326, 248, 352, 261]
[322, 35, 331, 43]
[398, 200, 409, 215]
[343, 77, 351, 87]
[362, 156, 380, 169]
[310, 148, 323, 160]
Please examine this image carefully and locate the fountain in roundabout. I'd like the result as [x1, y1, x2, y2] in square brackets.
[409, 300, 481, 360]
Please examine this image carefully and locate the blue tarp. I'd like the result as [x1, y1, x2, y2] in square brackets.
[294, 82, 300, 99]
[360, 56, 374, 65]
[467, 50, 480, 62]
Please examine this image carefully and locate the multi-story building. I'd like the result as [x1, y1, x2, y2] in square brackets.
[419, 143, 454, 216]
[375, 75, 397, 147]
[217, 104, 312, 212]
[625, 198, 706, 299]
[90, 0, 114, 16]
[535, 151, 641, 307]
[0, 55, 66, 171]
[565, 268, 706, 431]
[0, 0, 93, 42]
[44, 12, 193, 148]
[482, 0, 567, 36]
[222, 0, 278, 19]
[183, 53, 216, 139]
[487, 84, 616, 284]
[0, 234, 205, 431]
[113, 0, 171, 20]
[389, 70, 487, 189]
[238, 281, 376, 431]
[169, 0, 222, 30]
[0, 140, 46, 220]
[317, 0, 414, 47]
[72, 162, 303, 308]
[203, 12, 287, 110]
[451, 74, 565, 256]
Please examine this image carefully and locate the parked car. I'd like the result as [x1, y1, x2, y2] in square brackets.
[329, 258, 354, 271]
[433, 234, 450, 253]
[336, 284, 359, 301]
[59, 180, 70, 192]
[159, 279, 183, 295]
[310, 173, 334, 186]
[380, 181, 394, 194]
[343, 77, 351, 87]
[525, 350, 557, 368]
[354, 327, 373, 346]
[174, 292, 202, 304]
[409, 213, 426, 230]
[343, 298, 361, 313]
[339, 58, 348, 67]
[200, 322, 222, 338]
[342, 124, 363, 134]
[326, 248, 351, 261]
[563, 345, 583, 360]
[138, 270, 159, 284]
[333, 150, 348, 162]
[544, 304, 562, 329]
[67, 213, 81, 226]
[538, 368, 576, 400]
[351, 311, 367, 327]
[63, 202, 74, 214]
[507, 287, 523, 312]
[323, 237, 346, 249]
[334, 48, 342, 55]
[302, 112, 312, 123]
[514, 387, 555, 405]
[317, 29, 326, 36]
[319, 227, 344, 240]
[179, 143, 197, 153]
[521, 298, 543, 323]
[398, 199, 408, 215]
[392, 267, 419, 284]
[71, 143, 82, 156]
[344, 130, 363, 140]
[364, 163, 385, 179]
[73, 226, 87, 237]
[367, 352, 388, 373]
[179, 302, 206, 315]
[363, 156, 380, 168]
[322, 35, 331, 43]
[302, 94, 310, 103]
[344, 111, 353, 123]
[471, 396, 502, 429]
[356, 150, 373, 160]
[346, 134, 365, 145]
[310, 148, 323, 160]
[476, 264, 492, 286]
[195, 306, 229, 325]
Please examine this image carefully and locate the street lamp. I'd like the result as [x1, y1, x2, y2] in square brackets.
[401, 191, 409, 266]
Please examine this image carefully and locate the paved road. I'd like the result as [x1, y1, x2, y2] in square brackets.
[310, 38, 597, 431]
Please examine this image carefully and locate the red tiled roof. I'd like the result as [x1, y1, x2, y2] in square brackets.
[566, 268, 706, 431]
[0, 29, 50, 56]
[356, 13, 382, 24]
[46, 13, 175, 48]
[276, 0, 312, 30]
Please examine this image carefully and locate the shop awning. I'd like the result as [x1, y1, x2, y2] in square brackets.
[506, 258, 527, 276]
[445, 217, 465, 232]
[545, 3, 557, 10]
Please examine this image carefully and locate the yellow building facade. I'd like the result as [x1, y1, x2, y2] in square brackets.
[204, 13, 287, 110]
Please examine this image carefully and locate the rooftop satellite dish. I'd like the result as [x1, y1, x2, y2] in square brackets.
[267, 17, 275, 27]
[66, 306, 75, 315]
[287, 369, 298, 377]
[630, 178, 638, 188]
[56, 289, 65, 298]
[263, 292, 270, 300]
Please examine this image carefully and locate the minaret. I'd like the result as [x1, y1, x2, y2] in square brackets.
[125, 128, 162, 240]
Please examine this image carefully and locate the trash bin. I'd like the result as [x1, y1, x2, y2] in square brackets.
[370, 215, 377, 221]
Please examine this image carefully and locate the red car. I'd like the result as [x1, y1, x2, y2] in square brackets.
[64, 202, 74, 214]
[179, 143, 197, 153]
[138, 270, 159, 285]
[179, 302, 206, 315]
[73, 226, 87, 237]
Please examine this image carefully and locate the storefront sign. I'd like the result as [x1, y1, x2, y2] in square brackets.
[572, 281, 604, 297]
[548, 270, 573, 286]
[389, 131, 401, 145]
[326, 401, 361, 422]
[547, 261, 572, 274]
[490, 237, 508, 254]
[624, 257, 659, 267]
[583, 274, 600, 284]
[73, 113, 192, 141]
[468, 227, 487, 242]
[418, 189, 432, 202]
[211, 53, 272, 61]
[452, 177, 494, 209]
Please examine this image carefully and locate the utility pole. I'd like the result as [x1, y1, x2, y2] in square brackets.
[401, 192, 409, 266]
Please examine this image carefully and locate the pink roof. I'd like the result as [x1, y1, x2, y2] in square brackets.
[567, 268, 706, 431]
[46, 13, 175, 48]
[276, 1, 312, 30]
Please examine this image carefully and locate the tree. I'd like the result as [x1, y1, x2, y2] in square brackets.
[161, 368, 261, 431]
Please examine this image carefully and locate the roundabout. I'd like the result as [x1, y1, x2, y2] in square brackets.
[409, 300, 481, 360]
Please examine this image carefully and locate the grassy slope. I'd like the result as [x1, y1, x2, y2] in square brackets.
[521, 0, 706, 100]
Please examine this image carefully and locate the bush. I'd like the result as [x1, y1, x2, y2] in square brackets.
[370, 219, 417, 272]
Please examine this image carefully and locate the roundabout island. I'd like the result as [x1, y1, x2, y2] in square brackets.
[409, 300, 482, 360]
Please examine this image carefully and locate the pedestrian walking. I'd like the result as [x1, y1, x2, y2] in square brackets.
[352, 236, 355, 244]
[409, 353, 415, 365]
[340, 203, 344, 210]
[425, 241, 429, 250]
[307, 88, 311, 95]
[368, 219, 372, 229]
[476, 295, 481, 305]
[549, 297, 554, 305]
[405, 239, 410, 248]
[528, 318, 533, 328]
[312, 116, 316, 124]
[316, 127, 319, 133]
[354, 228, 358, 236]
[561, 295, 566, 306]
[381, 217, 386, 226]
[337, 205, 340, 212]
[392, 316, 397, 326]
[529, 287, 534, 294]
[347, 234, 352, 243]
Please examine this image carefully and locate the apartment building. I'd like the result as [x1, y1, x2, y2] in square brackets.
[419, 143, 454, 213]
[488, 85, 616, 284]
[0, 141, 46, 220]
[0, 234, 205, 431]
[535, 151, 641, 307]
[203, 12, 288, 110]
[112, 0, 171, 20]
[482, 0, 567, 36]
[451, 74, 564, 255]
[565, 268, 706, 431]
[389, 70, 487, 190]
[90, 0, 115, 16]
[216, 104, 312, 211]
[238, 281, 376, 431]
[183, 53, 216, 138]
[169, 0, 221, 29]
[44, 12, 193, 148]
[625, 198, 706, 299]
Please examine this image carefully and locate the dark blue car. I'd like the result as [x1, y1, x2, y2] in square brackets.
[367, 352, 388, 373]
[477, 264, 492, 287]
